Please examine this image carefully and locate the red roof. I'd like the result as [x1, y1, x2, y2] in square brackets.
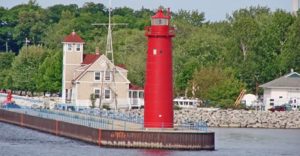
[82, 54, 101, 65]
[116, 64, 127, 69]
[152, 9, 170, 19]
[129, 84, 144, 90]
[63, 31, 84, 43]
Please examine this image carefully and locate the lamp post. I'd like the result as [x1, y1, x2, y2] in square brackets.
[5, 32, 11, 53]
[254, 72, 259, 111]
[25, 38, 30, 95]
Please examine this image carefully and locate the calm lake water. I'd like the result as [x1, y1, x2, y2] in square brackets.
[0, 122, 299, 156]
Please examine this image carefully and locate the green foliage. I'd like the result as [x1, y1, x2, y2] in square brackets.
[174, 9, 205, 26]
[0, 3, 299, 108]
[0, 52, 15, 89]
[174, 104, 182, 110]
[102, 104, 111, 110]
[10, 45, 48, 92]
[36, 50, 62, 93]
[90, 93, 96, 108]
[207, 78, 245, 108]
[189, 67, 245, 108]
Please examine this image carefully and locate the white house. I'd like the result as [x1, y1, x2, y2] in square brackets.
[61, 31, 144, 110]
[260, 70, 300, 110]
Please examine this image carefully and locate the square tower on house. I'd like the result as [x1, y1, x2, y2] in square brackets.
[62, 31, 84, 102]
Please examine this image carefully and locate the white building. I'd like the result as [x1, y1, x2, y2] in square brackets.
[260, 70, 300, 110]
[61, 31, 144, 110]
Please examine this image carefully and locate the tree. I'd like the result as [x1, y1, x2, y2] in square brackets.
[36, 50, 62, 94]
[188, 66, 245, 108]
[12, 1, 48, 48]
[281, 12, 300, 73]
[0, 52, 15, 89]
[10, 45, 48, 94]
[102, 29, 146, 87]
[173, 25, 229, 94]
[43, 11, 76, 50]
[174, 9, 205, 26]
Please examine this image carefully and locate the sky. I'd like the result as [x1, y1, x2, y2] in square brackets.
[0, 0, 294, 21]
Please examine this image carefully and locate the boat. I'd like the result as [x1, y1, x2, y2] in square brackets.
[173, 97, 201, 108]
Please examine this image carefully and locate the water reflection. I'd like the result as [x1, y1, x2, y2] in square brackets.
[140, 149, 172, 156]
[1, 123, 300, 156]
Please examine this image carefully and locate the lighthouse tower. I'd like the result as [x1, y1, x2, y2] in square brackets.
[62, 31, 84, 102]
[144, 9, 175, 128]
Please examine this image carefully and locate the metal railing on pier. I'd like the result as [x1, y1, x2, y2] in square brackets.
[4, 108, 113, 129]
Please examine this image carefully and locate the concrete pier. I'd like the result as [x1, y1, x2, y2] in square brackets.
[0, 109, 214, 150]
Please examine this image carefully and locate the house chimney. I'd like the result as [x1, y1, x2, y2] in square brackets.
[291, 68, 294, 73]
[95, 47, 100, 55]
[292, 0, 299, 16]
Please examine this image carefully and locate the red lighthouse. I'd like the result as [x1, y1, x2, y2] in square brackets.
[144, 8, 175, 128]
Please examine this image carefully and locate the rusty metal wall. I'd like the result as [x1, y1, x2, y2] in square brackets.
[58, 121, 99, 144]
[0, 109, 214, 150]
[0, 109, 21, 125]
[100, 130, 215, 150]
[23, 115, 57, 134]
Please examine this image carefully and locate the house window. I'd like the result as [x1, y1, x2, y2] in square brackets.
[76, 44, 80, 51]
[129, 91, 132, 98]
[104, 89, 110, 99]
[94, 89, 100, 98]
[95, 72, 101, 81]
[133, 91, 138, 98]
[139, 92, 144, 98]
[270, 98, 274, 106]
[105, 71, 111, 81]
[68, 44, 72, 51]
[279, 96, 283, 99]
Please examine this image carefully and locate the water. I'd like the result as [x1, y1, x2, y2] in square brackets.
[0, 122, 299, 156]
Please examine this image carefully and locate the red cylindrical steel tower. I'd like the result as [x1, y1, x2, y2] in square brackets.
[144, 8, 175, 128]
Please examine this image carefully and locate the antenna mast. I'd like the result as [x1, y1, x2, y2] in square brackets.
[92, 0, 127, 64]
[106, 0, 114, 63]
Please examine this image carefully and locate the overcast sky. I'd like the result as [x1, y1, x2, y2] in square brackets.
[0, 0, 294, 21]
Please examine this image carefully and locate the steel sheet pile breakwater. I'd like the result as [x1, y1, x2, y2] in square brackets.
[0, 109, 214, 150]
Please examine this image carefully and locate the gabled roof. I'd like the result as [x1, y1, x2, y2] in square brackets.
[72, 55, 130, 83]
[260, 72, 300, 89]
[82, 54, 101, 65]
[63, 31, 84, 43]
